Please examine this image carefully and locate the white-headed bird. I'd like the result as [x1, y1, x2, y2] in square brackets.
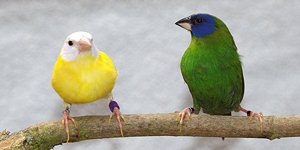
[51, 32, 124, 142]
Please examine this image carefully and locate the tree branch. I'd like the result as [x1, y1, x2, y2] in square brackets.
[1, 113, 300, 149]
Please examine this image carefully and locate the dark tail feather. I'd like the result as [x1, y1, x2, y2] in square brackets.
[223, 112, 232, 116]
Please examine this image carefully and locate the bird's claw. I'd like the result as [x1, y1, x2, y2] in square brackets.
[176, 108, 192, 133]
[62, 109, 76, 143]
[239, 107, 263, 134]
[249, 111, 263, 133]
[109, 107, 125, 137]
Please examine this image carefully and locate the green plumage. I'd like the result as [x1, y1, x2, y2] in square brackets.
[180, 16, 244, 115]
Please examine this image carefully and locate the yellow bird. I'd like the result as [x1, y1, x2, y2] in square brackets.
[51, 32, 124, 142]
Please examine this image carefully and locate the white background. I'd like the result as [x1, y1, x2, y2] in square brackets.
[0, 0, 300, 149]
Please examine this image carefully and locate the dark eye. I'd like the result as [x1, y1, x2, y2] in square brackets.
[194, 17, 204, 24]
[68, 40, 73, 46]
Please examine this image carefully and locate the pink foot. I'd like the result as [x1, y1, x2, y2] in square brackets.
[176, 107, 193, 133]
[109, 107, 125, 137]
[62, 107, 76, 143]
[239, 106, 263, 133]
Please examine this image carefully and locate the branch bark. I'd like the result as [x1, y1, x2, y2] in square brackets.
[1, 113, 300, 149]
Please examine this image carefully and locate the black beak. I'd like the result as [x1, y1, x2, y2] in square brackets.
[175, 16, 192, 31]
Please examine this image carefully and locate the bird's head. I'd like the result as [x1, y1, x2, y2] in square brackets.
[60, 31, 98, 61]
[175, 13, 217, 38]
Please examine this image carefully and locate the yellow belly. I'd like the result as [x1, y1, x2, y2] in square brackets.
[51, 51, 117, 104]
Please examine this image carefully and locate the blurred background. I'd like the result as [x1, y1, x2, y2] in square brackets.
[1, 0, 300, 149]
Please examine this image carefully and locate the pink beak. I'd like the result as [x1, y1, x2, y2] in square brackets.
[78, 36, 92, 52]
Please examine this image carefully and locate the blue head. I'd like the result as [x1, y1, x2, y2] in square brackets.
[176, 13, 216, 38]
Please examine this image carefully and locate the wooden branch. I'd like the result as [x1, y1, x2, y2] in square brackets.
[1, 113, 300, 149]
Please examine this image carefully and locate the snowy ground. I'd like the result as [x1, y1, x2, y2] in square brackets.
[0, 0, 300, 149]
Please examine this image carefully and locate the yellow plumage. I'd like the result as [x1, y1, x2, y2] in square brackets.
[51, 51, 117, 104]
[52, 32, 124, 142]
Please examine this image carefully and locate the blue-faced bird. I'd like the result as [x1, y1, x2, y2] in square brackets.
[175, 13, 263, 133]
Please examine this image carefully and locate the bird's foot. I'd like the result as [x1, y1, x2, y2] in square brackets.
[176, 107, 194, 133]
[239, 106, 263, 133]
[62, 107, 77, 143]
[108, 101, 125, 137]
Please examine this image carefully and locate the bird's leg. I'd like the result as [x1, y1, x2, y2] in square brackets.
[176, 107, 194, 133]
[62, 104, 76, 143]
[239, 106, 263, 133]
[106, 94, 125, 137]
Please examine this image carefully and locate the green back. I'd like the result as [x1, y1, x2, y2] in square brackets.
[180, 17, 244, 115]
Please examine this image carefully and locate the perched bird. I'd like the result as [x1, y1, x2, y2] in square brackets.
[175, 14, 263, 133]
[51, 32, 124, 142]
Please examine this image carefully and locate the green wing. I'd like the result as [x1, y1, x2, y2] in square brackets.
[180, 35, 244, 115]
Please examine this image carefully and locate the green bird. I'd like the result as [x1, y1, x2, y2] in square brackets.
[175, 13, 263, 133]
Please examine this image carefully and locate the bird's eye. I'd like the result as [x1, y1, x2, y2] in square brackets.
[195, 17, 204, 24]
[68, 40, 73, 46]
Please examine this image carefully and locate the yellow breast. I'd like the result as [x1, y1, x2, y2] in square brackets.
[51, 51, 117, 104]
